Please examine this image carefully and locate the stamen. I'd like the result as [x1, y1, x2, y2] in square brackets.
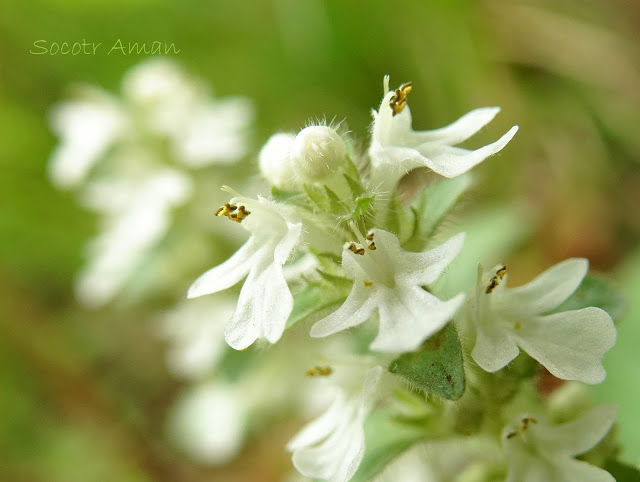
[347, 242, 365, 256]
[506, 432, 517, 439]
[368, 242, 376, 250]
[389, 82, 413, 116]
[486, 276, 499, 294]
[305, 366, 333, 377]
[364, 280, 373, 287]
[520, 417, 537, 431]
[497, 266, 507, 279]
[215, 202, 250, 223]
[514, 322, 521, 330]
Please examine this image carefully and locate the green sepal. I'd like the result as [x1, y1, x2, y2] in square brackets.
[324, 185, 348, 214]
[403, 173, 472, 251]
[344, 173, 365, 199]
[304, 183, 328, 210]
[389, 323, 465, 400]
[343, 155, 361, 181]
[350, 411, 426, 482]
[270, 185, 303, 204]
[352, 195, 374, 220]
[553, 275, 628, 322]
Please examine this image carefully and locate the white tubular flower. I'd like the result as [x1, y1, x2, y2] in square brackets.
[169, 381, 249, 466]
[310, 229, 466, 353]
[259, 125, 347, 189]
[76, 168, 192, 307]
[48, 91, 127, 189]
[159, 296, 236, 380]
[123, 58, 253, 167]
[188, 196, 301, 350]
[287, 366, 383, 482]
[470, 259, 616, 384]
[502, 405, 617, 482]
[368, 76, 518, 192]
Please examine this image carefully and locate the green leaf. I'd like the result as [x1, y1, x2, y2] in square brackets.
[603, 459, 640, 481]
[404, 174, 472, 251]
[553, 275, 628, 321]
[286, 282, 346, 329]
[389, 323, 465, 400]
[350, 411, 426, 482]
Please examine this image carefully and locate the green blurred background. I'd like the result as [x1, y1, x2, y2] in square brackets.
[1, 0, 639, 480]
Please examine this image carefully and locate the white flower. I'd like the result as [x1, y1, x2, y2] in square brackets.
[470, 259, 617, 384]
[48, 89, 127, 189]
[502, 404, 617, 482]
[159, 296, 236, 380]
[188, 196, 301, 350]
[169, 381, 248, 465]
[310, 229, 466, 353]
[287, 366, 383, 482]
[48, 59, 252, 190]
[76, 167, 192, 307]
[368, 76, 518, 192]
[259, 125, 346, 189]
[122, 58, 254, 166]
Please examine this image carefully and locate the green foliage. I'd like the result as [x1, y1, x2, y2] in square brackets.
[604, 459, 640, 481]
[286, 280, 349, 329]
[554, 275, 628, 321]
[403, 173, 473, 251]
[389, 323, 465, 400]
[350, 411, 426, 482]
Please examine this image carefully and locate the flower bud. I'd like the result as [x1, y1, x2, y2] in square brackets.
[290, 126, 346, 182]
[258, 133, 297, 189]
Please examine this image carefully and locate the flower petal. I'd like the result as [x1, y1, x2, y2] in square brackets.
[408, 107, 501, 146]
[371, 287, 464, 352]
[472, 319, 520, 372]
[310, 283, 378, 338]
[533, 404, 618, 458]
[187, 237, 262, 298]
[224, 257, 293, 349]
[396, 232, 465, 286]
[415, 126, 518, 178]
[287, 389, 346, 451]
[499, 258, 588, 315]
[514, 307, 616, 384]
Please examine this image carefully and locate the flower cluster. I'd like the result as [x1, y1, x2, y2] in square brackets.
[188, 75, 621, 480]
[48, 59, 253, 306]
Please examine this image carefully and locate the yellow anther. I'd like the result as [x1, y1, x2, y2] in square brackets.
[514, 321, 521, 330]
[486, 276, 499, 294]
[364, 280, 373, 287]
[506, 432, 517, 439]
[497, 266, 507, 279]
[366, 232, 375, 241]
[305, 366, 333, 377]
[348, 243, 365, 256]
[368, 242, 376, 250]
[215, 202, 250, 223]
[389, 82, 413, 116]
[520, 417, 537, 431]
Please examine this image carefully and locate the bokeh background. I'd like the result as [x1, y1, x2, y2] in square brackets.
[1, 0, 640, 480]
